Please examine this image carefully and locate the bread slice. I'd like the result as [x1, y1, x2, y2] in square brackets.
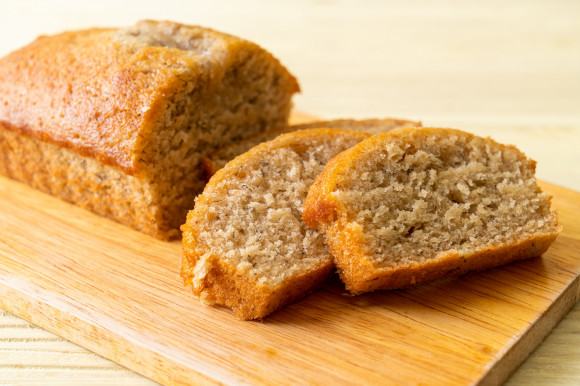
[181, 129, 371, 319]
[303, 128, 562, 294]
[0, 20, 299, 239]
[201, 118, 421, 180]
[202, 118, 421, 181]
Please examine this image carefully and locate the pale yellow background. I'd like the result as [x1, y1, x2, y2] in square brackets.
[0, 0, 578, 384]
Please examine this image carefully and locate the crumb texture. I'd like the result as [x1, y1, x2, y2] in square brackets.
[200, 147, 329, 282]
[0, 126, 161, 235]
[327, 129, 560, 269]
[204, 118, 421, 178]
[191, 130, 367, 283]
[182, 129, 369, 317]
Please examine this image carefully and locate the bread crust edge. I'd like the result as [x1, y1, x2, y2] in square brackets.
[329, 220, 561, 294]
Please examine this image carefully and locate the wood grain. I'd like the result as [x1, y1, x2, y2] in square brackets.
[0, 151, 579, 384]
[0, 1, 578, 382]
[0, 308, 154, 385]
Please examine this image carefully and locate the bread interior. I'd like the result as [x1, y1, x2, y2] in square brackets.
[333, 130, 559, 268]
[194, 132, 365, 285]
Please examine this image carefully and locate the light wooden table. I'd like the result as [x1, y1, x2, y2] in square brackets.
[0, 1, 578, 384]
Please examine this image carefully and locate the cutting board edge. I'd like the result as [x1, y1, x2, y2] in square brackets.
[0, 282, 220, 386]
[478, 271, 580, 385]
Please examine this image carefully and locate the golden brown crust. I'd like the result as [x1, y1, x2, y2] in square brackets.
[328, 219, 560, 294]
[303, 127, 562, 294]
[180, 247, 334, 320]
[0, 20, 299, 175]
[1, 26, 168, 174]
[302, 153, 345, 228]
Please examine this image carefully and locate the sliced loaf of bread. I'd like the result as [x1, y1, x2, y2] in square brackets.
[201, 118, 421, 180]
[303, 128, 561, 294]
[0, 20, 299, 239]
[181, 129, 370, 319]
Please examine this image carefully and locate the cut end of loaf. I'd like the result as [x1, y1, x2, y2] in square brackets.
[304, 127, 561, 293]
[132, 21, 300, 239]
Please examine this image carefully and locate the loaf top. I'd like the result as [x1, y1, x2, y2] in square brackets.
[0, 20, 299, 174]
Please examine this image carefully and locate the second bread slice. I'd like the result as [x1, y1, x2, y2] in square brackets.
[201, 118, 421, 179]
[181, 129, 371, 319]
[303, 128, 561, 294]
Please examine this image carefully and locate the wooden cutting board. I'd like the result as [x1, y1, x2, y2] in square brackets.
[0, 130, 579, 385]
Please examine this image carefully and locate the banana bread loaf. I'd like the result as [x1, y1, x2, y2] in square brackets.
[181, 129, 370, 319]
[303, 128, 561, 294]
[0, 20, 299, 239]
[201, 118, 421, 180]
